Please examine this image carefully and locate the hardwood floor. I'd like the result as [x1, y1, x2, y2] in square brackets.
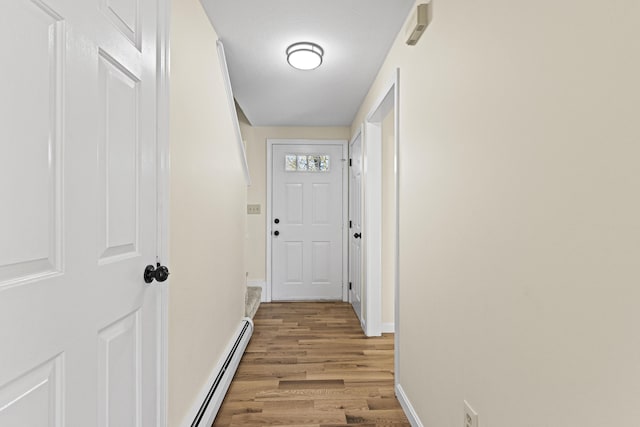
[213, 302, 410, 426]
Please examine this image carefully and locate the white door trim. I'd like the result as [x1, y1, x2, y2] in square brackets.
[362, 120, 382, 337]
[156, 0, 170, 424]
[359, 68, 400, 348]
[340, 141, 349, 302]
[266, 139, 349, 302]
[393, 70, 400, 391]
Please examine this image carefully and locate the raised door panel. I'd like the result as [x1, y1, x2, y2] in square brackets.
[285, 183, 303, 225]
[284, 242, 303, 285]
[0, 1, 63, 287]
[97, 52, 140, 264]
[352, 240, 361, 297]
[0, 355, 63, 427]
[311, 241, 330, 285]
[98, 311, 141, 427]
[311, 183, 330, 225]
[100, 0, 140, 49]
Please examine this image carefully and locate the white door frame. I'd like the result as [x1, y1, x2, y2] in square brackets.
[156, 0, 171, 424]
[358, 69, 400, 355]
[266, 139, 349, 302]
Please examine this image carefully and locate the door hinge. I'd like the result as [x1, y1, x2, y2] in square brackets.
[349, 158, 352, 167]
[349, 282, 352, 290]
[349, 220, 352, 228]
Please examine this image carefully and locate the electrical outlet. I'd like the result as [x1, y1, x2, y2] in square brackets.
[464, 401, 478, 427]
[247, 204, 261, 215]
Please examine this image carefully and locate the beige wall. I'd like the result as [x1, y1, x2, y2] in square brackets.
[381, 110, 395, 326]
[240, 124, 350, 282]
[353, 0, 640, 425]
[169, 1, 246, 425]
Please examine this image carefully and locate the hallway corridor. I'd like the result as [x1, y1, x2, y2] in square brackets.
[213, 302, 409, 426]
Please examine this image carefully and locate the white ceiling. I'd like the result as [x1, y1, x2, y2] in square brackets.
[201, 0, 415, 127]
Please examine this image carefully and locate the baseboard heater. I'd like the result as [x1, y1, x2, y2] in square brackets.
[189, 318, 253, 427]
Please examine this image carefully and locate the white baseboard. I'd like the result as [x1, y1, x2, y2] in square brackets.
[247, 280, 267, 302]
[396, 383, 424, 427]
[181, 318, 253, 427]
[382, 322, 395, 333]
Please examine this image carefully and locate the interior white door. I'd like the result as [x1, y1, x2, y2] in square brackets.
[0, 1, 162, 426]
[349, 133, 364, 325]
[272, 144, 345, 300]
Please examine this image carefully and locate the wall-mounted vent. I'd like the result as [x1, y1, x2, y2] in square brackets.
[405, 3, 433, 46]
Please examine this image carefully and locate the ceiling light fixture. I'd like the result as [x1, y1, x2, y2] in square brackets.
[286, 42, 324, 70]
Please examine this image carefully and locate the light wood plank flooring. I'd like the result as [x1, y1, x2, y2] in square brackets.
[213, 302, 409, 427]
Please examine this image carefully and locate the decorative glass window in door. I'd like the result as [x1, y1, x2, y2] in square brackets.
[285, 154, 330, 172]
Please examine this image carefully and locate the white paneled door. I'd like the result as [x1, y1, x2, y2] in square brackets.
[348, 133, 364, 324]
[0, 0, 162, 426]
[271, 143, 345, 300]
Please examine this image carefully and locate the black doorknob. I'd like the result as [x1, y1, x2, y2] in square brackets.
[274, 218, 280, 224]
[144, 263, 170, 284]
[354, 233, 362, 239]
[273, 230, 280, 236]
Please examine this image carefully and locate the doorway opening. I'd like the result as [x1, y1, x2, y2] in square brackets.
[350, 69, 399, 382]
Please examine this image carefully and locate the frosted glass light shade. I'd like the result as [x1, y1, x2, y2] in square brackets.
[286, 42, 324, 70]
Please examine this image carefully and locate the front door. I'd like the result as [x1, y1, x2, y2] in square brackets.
[348, 132, 364, 324]
[0, 0, 162, 425]
[271, 143, 345, 300]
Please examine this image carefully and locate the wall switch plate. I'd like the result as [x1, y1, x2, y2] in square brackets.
[247, 204, 261, 215]
[464, 401, 478, 427]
